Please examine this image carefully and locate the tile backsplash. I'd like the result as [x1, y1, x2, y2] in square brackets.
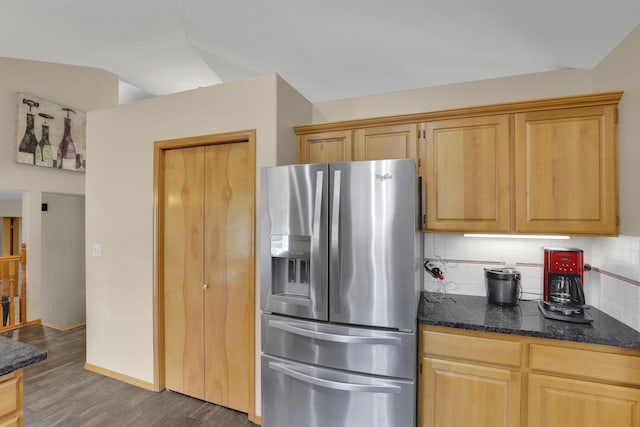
[424, 233, 640, 331]
[591, 236, 640, 331]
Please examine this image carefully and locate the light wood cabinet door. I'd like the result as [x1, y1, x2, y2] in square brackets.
[528, 373, 640, 427]
[424, 115, 510, 232]
[419, 357, 521, 427]
[0, 370, 23, 427]
[514, 105, 618, 235]
[353, 124, 418, 162]
[297, 130, 353, 164]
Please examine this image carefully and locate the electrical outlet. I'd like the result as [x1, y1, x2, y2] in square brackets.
[92, 243, 102, 257]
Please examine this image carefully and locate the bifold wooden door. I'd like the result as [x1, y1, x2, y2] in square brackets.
[163, 141, 251, 412]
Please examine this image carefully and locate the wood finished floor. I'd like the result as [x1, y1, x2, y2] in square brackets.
[1, 325, 257, 427]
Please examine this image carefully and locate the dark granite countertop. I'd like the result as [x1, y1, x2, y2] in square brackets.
[0, 336, 47, 376]
[418, 292, 640, 350]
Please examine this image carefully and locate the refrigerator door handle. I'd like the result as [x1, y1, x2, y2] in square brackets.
[310, 170, 324, 297]
[268, 319, 402, 345]
[330, 169, 341, 288]
[312, 170, 324, 251]
[268, 361, 402, 394]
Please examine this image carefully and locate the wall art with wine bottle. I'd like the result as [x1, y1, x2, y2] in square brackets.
[16, 93, 86, 172]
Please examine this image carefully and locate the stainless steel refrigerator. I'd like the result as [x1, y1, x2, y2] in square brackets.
[260, 159, 422, 427]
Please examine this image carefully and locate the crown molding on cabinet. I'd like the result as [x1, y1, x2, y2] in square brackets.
[294, 91, 624, 134]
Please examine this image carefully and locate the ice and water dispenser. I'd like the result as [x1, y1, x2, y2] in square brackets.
[270, 235, 311, 299]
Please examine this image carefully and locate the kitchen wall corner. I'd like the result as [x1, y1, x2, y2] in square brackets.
[591, 236, 640, 331]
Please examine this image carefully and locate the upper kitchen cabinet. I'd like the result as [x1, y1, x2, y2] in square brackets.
[293, 91, 622, 235]
[424, 115, 510, 232]
[295, 123, 418, 165]
[296, 130, 353, 164]
[515, 105, 618, 235]
[353, 123, 418, 162]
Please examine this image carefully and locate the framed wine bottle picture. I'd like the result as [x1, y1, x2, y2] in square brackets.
[15, 92, 87, 172]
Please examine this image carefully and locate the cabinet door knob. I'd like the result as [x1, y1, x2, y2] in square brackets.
[203, 283, 209, 290]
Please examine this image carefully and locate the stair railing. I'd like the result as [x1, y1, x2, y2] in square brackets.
[0, 243, 27, 330]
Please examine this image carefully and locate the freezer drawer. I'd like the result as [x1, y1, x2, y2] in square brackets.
[262, 354, 416, 427]
[262, 314, 416, 379]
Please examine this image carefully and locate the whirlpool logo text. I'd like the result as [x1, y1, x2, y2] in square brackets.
[375, 173, 393, 182]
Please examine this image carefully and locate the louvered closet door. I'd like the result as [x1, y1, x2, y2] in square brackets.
[203, 141, 251, 412]
[163, 146, 206, 399]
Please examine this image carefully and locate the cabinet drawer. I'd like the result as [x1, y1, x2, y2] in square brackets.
[530, 344, 640, 386]
[421, 329, 521, 367]
[0, 373, 19, 418]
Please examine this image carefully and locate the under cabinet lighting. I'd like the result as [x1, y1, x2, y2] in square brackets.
[463, 234, 570, 240]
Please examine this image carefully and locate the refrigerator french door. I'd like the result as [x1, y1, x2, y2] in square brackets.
[260, 159, 422, 427]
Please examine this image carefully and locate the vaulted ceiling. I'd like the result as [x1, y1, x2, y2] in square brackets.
[1, 0, 639, 103]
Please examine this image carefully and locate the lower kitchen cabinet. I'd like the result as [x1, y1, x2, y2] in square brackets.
[420, 357, 520, 427]
[0, 369, 23, 427]
[528, 373, 640, 427]
[419, 325, 640, 427]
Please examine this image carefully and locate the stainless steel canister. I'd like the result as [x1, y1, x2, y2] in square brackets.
[484, 268, 521, 306]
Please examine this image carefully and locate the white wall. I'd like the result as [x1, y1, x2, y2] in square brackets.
[276, 75, 312, 165]
[312, 69, 592, 123]
[593, 24, 640, 236]
[85, 74, 311, 416]
[0, 57, 118, 321]
[0, 199, 22, 217]
[41, 193, 86, 329]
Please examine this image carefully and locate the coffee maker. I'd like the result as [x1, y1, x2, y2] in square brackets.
[538, 247, 593, 323]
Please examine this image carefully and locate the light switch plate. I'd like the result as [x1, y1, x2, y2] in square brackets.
[92, 243, 102, 257]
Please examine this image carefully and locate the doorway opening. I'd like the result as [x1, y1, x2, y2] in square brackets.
[153, 130, 256, 423]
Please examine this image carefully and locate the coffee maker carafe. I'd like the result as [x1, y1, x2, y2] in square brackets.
[539, 247, 593, 324]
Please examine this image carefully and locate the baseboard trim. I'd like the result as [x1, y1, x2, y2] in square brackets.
[42, 322, 86, 331]
[0, 319, 41, 333]
[84, 363, 158, 392]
